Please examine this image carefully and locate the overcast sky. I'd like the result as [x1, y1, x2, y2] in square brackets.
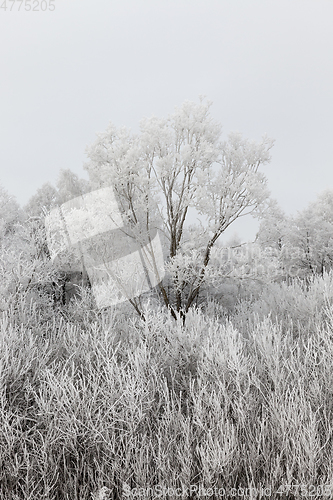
[1, 0, 332, 241]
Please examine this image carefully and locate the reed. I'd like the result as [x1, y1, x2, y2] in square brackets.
[1, 274, 333, 499]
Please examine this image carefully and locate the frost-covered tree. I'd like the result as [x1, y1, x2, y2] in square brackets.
[84, 99, 274, 320]
[0, 185, 22, 240]
[24, 183, 58, 218]
[25, 170, 90, 218]
[0, 185, 57, 313]
[256, 199, 287, 251]
[55, 169, 91, 204]
[23, 170, 92, 305]
[24, 170, 91, 258]
[256, 190, 333, 280]
[285, 190, 333, 277]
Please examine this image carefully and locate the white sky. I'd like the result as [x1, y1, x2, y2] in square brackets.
[1, 0, 332, 242]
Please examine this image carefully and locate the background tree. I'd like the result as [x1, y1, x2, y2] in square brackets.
[23, 170, 92, 305]
[256, 190, 333, 281]
[0, 185, 22, 240]
[25, 170, 91, 218]
[284, 190, 333, 278]
[0, 185, 56, 314]
[84, 99, 274, 320]
[256, 199, 287, 251]
[55, 168, 91, 204]
[24, 182, 58, 219]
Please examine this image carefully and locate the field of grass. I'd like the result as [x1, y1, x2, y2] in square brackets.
[1, 273, 333, 499]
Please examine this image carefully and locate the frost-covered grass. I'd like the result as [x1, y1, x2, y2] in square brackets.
[1, 274, 333, 499]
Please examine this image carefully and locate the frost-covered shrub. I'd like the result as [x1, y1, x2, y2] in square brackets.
[232, 271, 333, 337]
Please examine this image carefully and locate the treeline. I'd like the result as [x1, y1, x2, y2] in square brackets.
[1, 173, 333, 318]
